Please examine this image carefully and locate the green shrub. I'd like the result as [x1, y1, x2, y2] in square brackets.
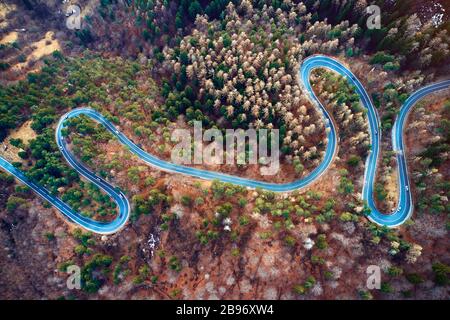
[432, 262, 450, 286]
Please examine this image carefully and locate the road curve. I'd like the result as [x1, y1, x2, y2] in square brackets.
[0, 56, 449, 233]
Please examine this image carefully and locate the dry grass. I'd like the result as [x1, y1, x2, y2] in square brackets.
[9, 120, 36, 144]
[384, 167, 399, 210]
[0, 31, 18, 44]
[0, 3, 16, 29]
[0, 120, 36, 162]
[12, 31, 61, 72]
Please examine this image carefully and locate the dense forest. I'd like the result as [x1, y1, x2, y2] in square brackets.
[0, 0, 448, 300]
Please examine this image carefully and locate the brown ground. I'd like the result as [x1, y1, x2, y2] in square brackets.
[0, 120, 36, 162]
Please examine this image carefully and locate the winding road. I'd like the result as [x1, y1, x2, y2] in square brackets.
[0, 55, 449, 234]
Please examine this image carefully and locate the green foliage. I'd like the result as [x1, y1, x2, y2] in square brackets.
[419, 106, 450, 168]
[339, 211, 357, 222]
[1, 53, 144, 220]
[315, 234, 328, 250]
[383, 61, 400, 72]
[58, 260, 75, 272]
[374, 183, 388, 201]
[170, 288, 181, 298]
[0, 172, 14, 185]
[9, 138, 24, 148]
[6, 195, 27, 212]
[132, 264, 150, 285]
[293, 157, 304, 174]
[369, 52, 395, 65]
[210, 180, 245, 200]
[0, 57, 64, 141]
[72, 228, 95, 256]
[180, 195, 193, 207]
[358, 290, 373, 300]
[230, 247, 240, 257]
[405, 273, 424, 285]
[132, 188, 168, 221]
[0, 61, 10, 71]
[81, 254, 113, 293]
[311, 255, 325, 265]
[216, 202, 233, 217]
[238, 197, 248, 208]
[432, 262, 450, 286]
[169, 256, 182, 272]
[284, 235, 296, 247]
[292, 276, 316, 295]
[347, 155, 361, 167]
[44, 232, 55, 241]
[65, 116, 113, 165]
[338, 170, 354, 195]
[75, 29, 94, 45]
[194, 196, 205, 206]
[387, 266, 403, 277]
[292, 284, 306, 295]
[380, 282, 394, 294]
[304, 276, 316, 289]
[238, 215, 250, 226]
